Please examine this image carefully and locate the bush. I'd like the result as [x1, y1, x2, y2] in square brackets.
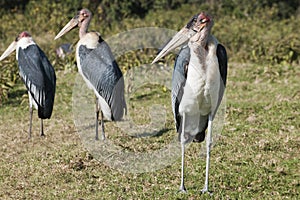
[0, 0, 299, 102]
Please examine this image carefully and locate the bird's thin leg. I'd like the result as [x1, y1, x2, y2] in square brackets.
[95, 96, 99, 140]
[29, 106, 33, 139]
[100, 111, 106, 141]
[201, 114, 213, 195]
[40, 119, 45, 137]
[179, 112, 187, 193]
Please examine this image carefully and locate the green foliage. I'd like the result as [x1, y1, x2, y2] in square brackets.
[0, 58, 19, 104]
[0, 0, 299, 102]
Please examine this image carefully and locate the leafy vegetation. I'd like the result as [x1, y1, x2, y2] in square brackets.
[0, 0, 299, 100]
[0, 1, 299, 199]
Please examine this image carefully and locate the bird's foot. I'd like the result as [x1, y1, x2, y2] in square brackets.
[95, 134, 106, 141]
[101, 122, 105, 141]
[179, 185, 187, 193]
[101, 135, 106, 141]
[40, 132, 45, 137]
[201, 187, 213, 196]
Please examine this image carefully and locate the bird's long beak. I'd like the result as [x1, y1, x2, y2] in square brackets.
[151, 27, 196, 64]
[0, 41, 17, 61]
[54, 18, 79, 40]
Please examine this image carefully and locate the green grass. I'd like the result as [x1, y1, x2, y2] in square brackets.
[0, 60, 299, 199]
[0, 1, 299, 199]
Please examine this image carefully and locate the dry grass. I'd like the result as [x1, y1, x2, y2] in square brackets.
[0, 62, 299, 199]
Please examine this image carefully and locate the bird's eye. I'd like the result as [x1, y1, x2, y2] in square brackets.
[200, 19, 207, 23]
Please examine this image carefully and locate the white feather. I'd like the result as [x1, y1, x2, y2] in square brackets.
[15, 37, 35, 60]
[179, 35, 220, 137]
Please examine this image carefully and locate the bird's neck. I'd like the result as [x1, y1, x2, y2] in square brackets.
[188, 40, 208, 66]
[190, 27, 211, 47]
[188, 35, 216, 70]
[79, 18, 91, 38]
[78, 32, 100, 49]
[18, 37, 35, 48]
[16, 37, 35, 60]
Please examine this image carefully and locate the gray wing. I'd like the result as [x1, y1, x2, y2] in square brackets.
[171, 45, 190, 133]
[172, 45, 208, 143]
[213, 43, 228, 118]
[79, 38, 126, 121]
[18, 44, 56, 119]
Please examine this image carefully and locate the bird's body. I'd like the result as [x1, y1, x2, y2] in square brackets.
[174, 35, 225, 143]
[18, 38, 56, 120]
[152, 12, 227, 194]
[76, 32, 125, 121]
[55, 8, 126, 140]
[0, 31, 56, 138]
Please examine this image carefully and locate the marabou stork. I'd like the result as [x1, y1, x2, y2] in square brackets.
[54, 8, 126, 140]
[0, 31, 56, 138]
[152, 12, 228, 194]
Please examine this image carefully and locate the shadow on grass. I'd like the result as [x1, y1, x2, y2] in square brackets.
[130, 128, 172, 138]
[130, 89, 165, 101]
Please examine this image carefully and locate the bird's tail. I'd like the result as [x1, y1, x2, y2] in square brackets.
[111, 98, 126, 121]
[38, 90, 55, 119]
[110, 76, 127, 121]
[193, 129, 206, 143]
[177, 115, 208, 143]
[193, 116, 208, 143]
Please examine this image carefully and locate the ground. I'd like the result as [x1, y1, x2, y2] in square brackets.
[0, 62, 299, 199]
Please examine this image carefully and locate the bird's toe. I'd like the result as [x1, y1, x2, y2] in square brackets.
[201, 188, 213, 196]
[179, 185, 187, 193]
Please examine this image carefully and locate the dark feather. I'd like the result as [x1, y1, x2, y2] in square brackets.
[217, 44, 228, 86]
[186, 14, 199, 29]
[18, 44, 56, 119]
[212, 43, 228, 118]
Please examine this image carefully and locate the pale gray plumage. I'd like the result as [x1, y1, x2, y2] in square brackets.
[78, 39, 125, 121]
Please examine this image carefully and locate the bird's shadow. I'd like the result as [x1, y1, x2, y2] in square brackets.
[77, 122, 172, 140]
[129, 89, 160, 101]
[76, 123, 95, 132]
[130, 128, 171, 138]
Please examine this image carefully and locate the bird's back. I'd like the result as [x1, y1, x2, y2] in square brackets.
[18, 44, 56, 119]
[77, 33, 126, 121]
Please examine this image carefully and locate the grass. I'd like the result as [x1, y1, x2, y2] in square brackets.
[0, 59, 299, 199]
[0, 1, 299, 199]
